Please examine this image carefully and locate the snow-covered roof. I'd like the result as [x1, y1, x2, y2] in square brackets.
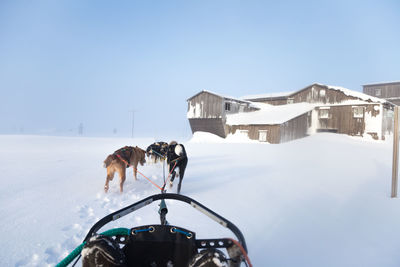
[226, 102, 315, 125]
[188, 90, 251, 104]
[227, 98, 383, 126]
[317, 100, 383, 107]
[316, 84, 387, 104]
[241, 91, 295, 100]
[363, 81, 400, 86]
[240, 83, 387, 104]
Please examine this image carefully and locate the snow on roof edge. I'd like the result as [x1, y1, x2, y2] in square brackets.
[241, 91, 296, 100]
[363, 81, 400, 86]
[241, 83, 387, 104]
[188, 90, 252, 104]
[189, 83, 388, 106]
[226, 99, 385, 126]
[319, 84, 387, 103]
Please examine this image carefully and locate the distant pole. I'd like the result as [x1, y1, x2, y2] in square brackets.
[78, 123, 83, 135]
[392, 106, 399, 198]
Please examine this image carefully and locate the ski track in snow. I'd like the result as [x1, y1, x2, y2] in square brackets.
[3, 134, 400, 267]
[45, 184, 161, 266]
[17, 160, 168, 266]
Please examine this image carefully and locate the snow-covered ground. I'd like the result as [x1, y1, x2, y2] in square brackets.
[1, 132, 400, 266]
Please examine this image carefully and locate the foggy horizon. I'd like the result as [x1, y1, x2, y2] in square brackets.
[1, 1, 399, 139]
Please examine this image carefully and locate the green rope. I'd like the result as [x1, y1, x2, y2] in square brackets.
[100, 228, 130, 238]
[55, 227, 130, 267]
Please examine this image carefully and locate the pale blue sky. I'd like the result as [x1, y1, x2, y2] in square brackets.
[1, 0, 399, 138]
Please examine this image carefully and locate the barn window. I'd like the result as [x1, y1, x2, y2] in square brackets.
[352, 106, 364, 118]
[258, 130, 268, 142]
[319, 108, 330, 119]
[375, 88, 381, 97]
[238, 129, 249, 137]
[225, 102, 231, 111]
[287, 98, 294, 104]
[320, 89, 326, 97]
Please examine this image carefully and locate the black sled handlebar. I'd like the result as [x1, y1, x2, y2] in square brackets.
[83, 193, 247, 252]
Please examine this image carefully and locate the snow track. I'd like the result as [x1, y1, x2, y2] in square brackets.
[1, 134, 400, 267]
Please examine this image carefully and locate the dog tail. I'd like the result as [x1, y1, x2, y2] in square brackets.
[103, 154, 114, 168]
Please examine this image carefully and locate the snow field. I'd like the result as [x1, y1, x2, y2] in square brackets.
[0, 133, 399, 266]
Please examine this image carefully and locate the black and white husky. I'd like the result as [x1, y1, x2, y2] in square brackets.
[167, 141, 188, 194]
[146, 142, 168, 163]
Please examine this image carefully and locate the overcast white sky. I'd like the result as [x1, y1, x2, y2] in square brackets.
[0, 0, 399, 138]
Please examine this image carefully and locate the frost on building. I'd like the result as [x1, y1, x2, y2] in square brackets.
[187, 90, 257, 138]
[363, 81, 400, 106]
[187, 84, 395, 143]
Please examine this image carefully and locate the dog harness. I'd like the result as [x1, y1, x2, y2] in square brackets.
[114, 147, 133, 167]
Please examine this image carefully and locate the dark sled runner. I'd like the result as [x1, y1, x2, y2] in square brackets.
[56, 193, 252, 267]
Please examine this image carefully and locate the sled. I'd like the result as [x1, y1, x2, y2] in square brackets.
[56, 193, 252, 267]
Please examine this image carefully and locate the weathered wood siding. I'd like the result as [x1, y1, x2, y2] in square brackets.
[315, 104, 383, 138]
[187, 92, 224, 119]
[187, 91, 256, 119]
[292, 84, 359, 104]
[188, 118, 227, 138]
[363, 82, 400, 105]
[187, 88, 390, 142]
[227, 112, 310, 144]
[280, 113, 310, 143]
[228, 125, 281, 143]
[247, 84, 362, 105]
[316, 106, 364, 136]
[245, 98, 288, 105]
[187, 91, 258, 137]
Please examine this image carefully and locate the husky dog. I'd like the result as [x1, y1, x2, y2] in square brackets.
[103, 146, 146, 193]
[146, 142, 168, 163]
[167, 141, 188, 194]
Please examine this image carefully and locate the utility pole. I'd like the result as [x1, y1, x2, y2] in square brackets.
[78, 123, 83, 136]
[392, 106, 399, 198]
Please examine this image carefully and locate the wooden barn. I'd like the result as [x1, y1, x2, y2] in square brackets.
[187, 84, 395, 143]
[187, 90, 257, 138]
[363, 81, 400, 106]
[243, 83, 374, 105]
[225, 102, 313, 143]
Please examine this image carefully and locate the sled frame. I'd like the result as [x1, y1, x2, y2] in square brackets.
[83, 193, 247, 252]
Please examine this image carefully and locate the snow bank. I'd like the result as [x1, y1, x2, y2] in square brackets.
[189, 131, 260, 143]
[189, 131, 227, 143]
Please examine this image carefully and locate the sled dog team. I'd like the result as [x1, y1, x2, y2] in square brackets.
[103, 141, 188, 194]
